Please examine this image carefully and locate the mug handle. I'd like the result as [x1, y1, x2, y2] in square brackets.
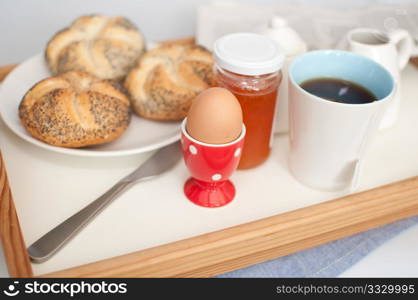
[388, 29, 413, 70]
[349, 159, 362, 193]
[348, 107, 387, 192]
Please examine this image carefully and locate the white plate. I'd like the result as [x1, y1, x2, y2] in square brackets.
[0, 54, 181, 157]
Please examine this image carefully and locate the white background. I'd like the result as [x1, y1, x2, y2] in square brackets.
[0, 0, 417, 277]
[0, 0, 410, 65]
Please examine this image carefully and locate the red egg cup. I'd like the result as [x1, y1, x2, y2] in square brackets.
[181, 118, 245, 208]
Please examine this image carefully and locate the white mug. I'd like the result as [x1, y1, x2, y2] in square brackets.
[346, 28, 413, 129]
[288, 50, 395, 192]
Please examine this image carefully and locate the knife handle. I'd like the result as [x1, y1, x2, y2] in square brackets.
[28, 180, 132, 263]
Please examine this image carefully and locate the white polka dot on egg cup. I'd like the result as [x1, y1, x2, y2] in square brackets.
[189, 145, 198, 155]
[180, 118, 246, 208]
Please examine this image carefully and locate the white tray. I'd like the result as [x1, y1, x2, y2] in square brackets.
[1, 64, 418, 276]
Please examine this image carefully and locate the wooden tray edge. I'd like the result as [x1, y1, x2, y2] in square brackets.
[0, 152, 33, 277]
[42, 176, 418, 277]
[0, 65, 17, 82]
[411, 57, 418, 68]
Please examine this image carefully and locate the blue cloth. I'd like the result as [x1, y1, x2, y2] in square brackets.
[218, 215, 418, 277]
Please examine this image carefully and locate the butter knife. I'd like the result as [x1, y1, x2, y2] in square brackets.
[28, 141, 181, 263]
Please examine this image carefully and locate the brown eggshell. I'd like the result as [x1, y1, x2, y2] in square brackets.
[186, 87, 243, 144]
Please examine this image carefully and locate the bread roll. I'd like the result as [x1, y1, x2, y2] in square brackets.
[46, 15, 145, 80]
[124, 44, 214, 120]
[19, 71, 131, 148]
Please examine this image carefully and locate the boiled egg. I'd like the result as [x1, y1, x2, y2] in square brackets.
[186, 87, 243, 144]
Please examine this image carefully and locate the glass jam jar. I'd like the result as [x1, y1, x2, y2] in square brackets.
[213, 33, 284, 169]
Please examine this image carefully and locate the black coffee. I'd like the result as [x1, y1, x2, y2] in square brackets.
[300, 78, 377, 104]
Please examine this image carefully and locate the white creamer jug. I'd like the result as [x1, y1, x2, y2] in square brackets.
[345, 28, 413, 129]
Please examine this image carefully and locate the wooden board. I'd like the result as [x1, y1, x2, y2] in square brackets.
[0, 65, 17, 82]
[411, 57, 418, 68]
[1, 62, 418, 278]
[43, 176, 418, 277]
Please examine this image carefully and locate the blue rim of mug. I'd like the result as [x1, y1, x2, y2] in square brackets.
[181, 118, 246, 147]
[288, 50, 396, 107]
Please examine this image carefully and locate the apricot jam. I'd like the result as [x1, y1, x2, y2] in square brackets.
[213, 33, 284, 169]
[215, 67, 282, 169]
